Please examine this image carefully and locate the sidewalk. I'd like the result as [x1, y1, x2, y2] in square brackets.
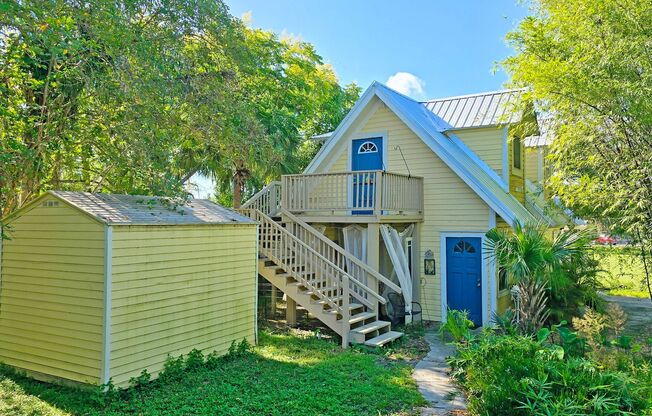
[413, 330, 467, 416]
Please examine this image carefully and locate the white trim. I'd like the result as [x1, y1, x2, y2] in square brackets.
[305, 82, 536, 227]
[440, 231, 493, 326]
[374, 84, 533, 227]
[305, 87, 380, 174]
[101, 225, 113, 385]
[501, 127, 510, 191]
[488, 209, 497, 318]
[319, 99, 382, 175]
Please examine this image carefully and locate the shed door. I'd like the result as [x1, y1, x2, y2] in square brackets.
[446, 237, 482, 326]
[351, 137, 383, 215]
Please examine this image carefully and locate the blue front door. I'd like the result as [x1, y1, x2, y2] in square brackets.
[351, 137, 383, 214]
[446, 237, 482, 326]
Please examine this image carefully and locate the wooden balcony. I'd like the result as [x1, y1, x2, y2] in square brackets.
[281, 171, 424, 223]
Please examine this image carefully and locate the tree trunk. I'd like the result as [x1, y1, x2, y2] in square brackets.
[233, 174, 242, 208]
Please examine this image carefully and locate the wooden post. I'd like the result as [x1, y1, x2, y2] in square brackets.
[367, 223, 381, 319]
[269, 285, 277, 317]
[341, 274, 350, 348]
[286, 296, 297, 326]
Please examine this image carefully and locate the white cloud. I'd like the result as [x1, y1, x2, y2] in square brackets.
[385, 72, 426, 100]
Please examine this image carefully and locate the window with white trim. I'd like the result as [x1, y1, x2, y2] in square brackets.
[513, 136, 522, 170]
[357, 141, 378, 154]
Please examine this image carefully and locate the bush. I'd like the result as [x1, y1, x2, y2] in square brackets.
[449, 329, 652, 415]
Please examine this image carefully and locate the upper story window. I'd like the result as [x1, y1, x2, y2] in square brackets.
[513, 136, 522, 170]
[358, 141, 379, 154]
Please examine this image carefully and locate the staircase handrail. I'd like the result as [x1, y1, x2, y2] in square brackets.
[239, 208, 386, 308]
[241, 181, 282, 216]
[282, 209, 402, 294]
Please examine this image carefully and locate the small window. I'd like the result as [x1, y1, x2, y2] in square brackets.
[513, 137, 522, 170]
[358, 141, 378, 154]
[498, 267, 509, 291]
[453, 240, 476, 254]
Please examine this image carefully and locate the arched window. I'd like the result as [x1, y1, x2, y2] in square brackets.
[453, 239, 476, 254]
[357, 141, 379, 154]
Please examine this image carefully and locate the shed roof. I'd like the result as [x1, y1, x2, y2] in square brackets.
[47, 191, 254, 225]
[422, 89, 524, 129]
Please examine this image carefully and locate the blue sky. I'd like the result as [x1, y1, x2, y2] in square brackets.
[226, 0, 530, 100]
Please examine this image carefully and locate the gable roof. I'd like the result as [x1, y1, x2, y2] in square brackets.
[7, 191, 254, 226]
[306, 82, 539, 227]
[422, 89, 524, 129]
[309, 88, 526, 143]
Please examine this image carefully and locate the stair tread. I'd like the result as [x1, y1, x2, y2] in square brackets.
[348, 311, 377, 324]
[351, 320, 391, 334]
[364, 331, 403, 347]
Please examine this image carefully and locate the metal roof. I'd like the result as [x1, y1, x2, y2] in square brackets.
[524, 117, 554, 147]
[48, 191, 254, 225]
[422, 89, 524, 129]
[357, 83, 538, 226]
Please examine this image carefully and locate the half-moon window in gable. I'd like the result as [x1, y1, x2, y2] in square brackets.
[357, 141, 379, 154]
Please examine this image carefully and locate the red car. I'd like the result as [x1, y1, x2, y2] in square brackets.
[596, 235, 617, 245]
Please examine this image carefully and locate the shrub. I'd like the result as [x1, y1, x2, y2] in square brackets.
[449, 329, 652, 415]
[439, 309, 474, 343]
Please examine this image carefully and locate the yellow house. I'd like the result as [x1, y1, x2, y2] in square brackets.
[0, 191, 257, 387]
[239, 82, 560, 348]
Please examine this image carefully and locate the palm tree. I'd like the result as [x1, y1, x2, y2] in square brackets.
[485, 222, 598, 332]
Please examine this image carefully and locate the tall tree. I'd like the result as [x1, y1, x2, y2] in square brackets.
[0, 0, 358, 222]
[503, 0, 652, 301]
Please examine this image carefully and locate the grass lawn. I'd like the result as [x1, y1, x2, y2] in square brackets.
[594, 245, 651, 298]
[0, 327, 428, 416]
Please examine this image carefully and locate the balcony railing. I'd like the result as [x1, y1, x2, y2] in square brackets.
[281, 171, 423, 217]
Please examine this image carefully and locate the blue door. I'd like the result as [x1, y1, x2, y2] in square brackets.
[446, 237, 482, 326]
[351, 137, 383, 214]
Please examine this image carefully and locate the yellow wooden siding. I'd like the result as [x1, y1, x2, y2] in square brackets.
[344, 103, 491, 320]
[109, 224, 257, 387]
[525, 147, 541, 185]
[454, 127, 504, 176]
[0, 195, 105, 384]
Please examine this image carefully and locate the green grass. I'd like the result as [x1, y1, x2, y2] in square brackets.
[0, 329, 427, 416]
[594, 246, 651, 298]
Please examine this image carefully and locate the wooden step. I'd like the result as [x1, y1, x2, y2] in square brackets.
[304, 286, 338, 296]
[313, 296, 342, 305]
[348, 311, 377, 325]
[364, 331, 403, 347]
[351, 320, 391, 335]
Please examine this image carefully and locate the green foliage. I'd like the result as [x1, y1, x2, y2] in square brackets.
[449, 328, 652, 415]
[439, 309, 474, 343]
[503, 0, 652, 301]
[0, 332, 425, 415]
[485, 222, 602, 323]
[0, 0, 359, 218]
[594, 245, 650, 298]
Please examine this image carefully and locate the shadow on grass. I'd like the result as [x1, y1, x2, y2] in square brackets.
[1, 330, 426, 416]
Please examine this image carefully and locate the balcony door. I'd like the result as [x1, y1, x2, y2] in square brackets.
[351, 137, 383, 215]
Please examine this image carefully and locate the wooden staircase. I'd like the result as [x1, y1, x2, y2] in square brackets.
[240, 187, 403, 347]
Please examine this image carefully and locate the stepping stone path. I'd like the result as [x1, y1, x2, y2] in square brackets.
[413, 330, 467, 416]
